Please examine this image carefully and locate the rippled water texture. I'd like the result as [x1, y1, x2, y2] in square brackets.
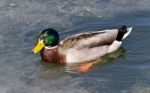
[0, 0, 150, 93]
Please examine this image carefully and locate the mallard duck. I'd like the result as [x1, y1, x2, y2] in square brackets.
[32, 25, 132, 64]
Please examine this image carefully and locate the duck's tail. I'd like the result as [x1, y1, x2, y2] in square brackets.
[116, 25, 133, 41]
[123, 27, 133, 40]
[108, 25, 133, 53]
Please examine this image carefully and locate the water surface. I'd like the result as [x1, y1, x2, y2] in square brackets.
[0, 0, 150, 93]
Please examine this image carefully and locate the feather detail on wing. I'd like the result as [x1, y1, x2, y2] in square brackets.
[59, 29, 119, 49]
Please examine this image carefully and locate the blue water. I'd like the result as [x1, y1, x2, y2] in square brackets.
[0, 0, 150, 93]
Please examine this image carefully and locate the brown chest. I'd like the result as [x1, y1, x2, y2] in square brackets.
[41, 47, 66, 64]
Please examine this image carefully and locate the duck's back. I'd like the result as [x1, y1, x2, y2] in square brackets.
[60, 29, 118, 49]
[59, 29, 119, 63]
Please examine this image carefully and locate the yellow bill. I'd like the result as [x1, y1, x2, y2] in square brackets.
[32, 39, 45, 53]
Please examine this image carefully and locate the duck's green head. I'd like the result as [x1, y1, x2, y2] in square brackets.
[32, 28, 59, 53]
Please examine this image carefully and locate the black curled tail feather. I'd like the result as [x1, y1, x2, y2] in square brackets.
[116, 25, 127, 41]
